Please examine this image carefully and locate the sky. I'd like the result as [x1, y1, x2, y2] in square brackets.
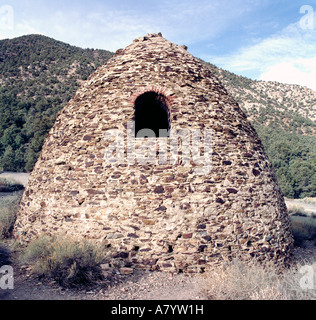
[0, 0, 316, 91]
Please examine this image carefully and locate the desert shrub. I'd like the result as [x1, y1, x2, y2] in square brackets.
[0, 192, 22, 239]
[288, 206, 307, 217]
[0, 177, 24, 192]
[291, 216, 316, 247]
[0, 242, 11, 266]
[200, 259, 316, 300]
[0, 206, 17, 239]
[22, 236, 109, 288]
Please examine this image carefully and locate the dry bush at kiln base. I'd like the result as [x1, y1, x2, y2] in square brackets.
[0, 206, 17, 239]
[0, 192, 22, 239]
[22, 236, 109, 288]
[288, 206, 308, 217]
[290, 216, 316, 247]
[200, 259, 316, 300]
[0, 177, 24, 193]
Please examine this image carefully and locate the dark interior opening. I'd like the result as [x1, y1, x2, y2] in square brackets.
[134, 91, 170, 138]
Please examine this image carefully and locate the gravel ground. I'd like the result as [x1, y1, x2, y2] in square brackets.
[1, 242, 315, 301]
[0, 260, 206, 300]
[0, 238, 206, 300]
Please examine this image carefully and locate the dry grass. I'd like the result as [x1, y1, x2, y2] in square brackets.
[302, 197, 316, 205]
[21, 235, 109, 288]
[201, 214, 316, 300]
[200, 259, 316, 300]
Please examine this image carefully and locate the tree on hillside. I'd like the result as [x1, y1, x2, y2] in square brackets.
[0, 145, 15, 171]
[0, 35, 113, 173]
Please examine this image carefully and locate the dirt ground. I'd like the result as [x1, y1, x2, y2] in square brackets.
[0, 240, 206, 301]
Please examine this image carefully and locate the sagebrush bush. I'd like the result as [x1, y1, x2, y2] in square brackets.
[291, 216, 316, 247]
[22, 236, 109, 288]
[288, 206, 307, 217]
[0, 207, 17, 239]
[0, 178, 24, 192]
[0, 192, 22, 239]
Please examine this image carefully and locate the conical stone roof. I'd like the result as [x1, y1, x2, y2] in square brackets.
[14, 33, 294, 272]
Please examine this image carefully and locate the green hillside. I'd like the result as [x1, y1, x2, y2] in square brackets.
[0, 35, 114, 172]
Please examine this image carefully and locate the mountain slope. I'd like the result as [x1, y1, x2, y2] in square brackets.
[0, 35, 114, 171]
[206, 62, 316, 133]
[205, 62, 316, 199]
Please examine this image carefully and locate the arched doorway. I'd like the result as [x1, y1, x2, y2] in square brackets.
[134, 91, 170, 138]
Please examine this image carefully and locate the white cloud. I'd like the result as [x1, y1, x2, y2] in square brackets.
[38, 8, 164, 51]
[205, 15, 316, 92]
[16, 20, 42, 35]
[48, 0, 263, 50]
[0, 19, 43, 40]
[259, 57, 316, 91]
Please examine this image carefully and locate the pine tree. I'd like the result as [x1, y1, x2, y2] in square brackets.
[0, 145, 15, 171]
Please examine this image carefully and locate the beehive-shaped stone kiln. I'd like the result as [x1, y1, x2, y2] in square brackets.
[14, 33, 293, 272]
